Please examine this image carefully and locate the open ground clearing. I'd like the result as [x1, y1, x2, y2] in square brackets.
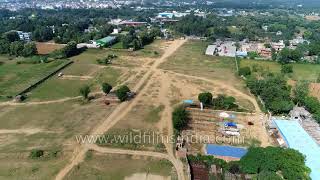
[65, 151, 176, 180]
[0, 40, 176, 180]
[0, 39, 271, 180]
[0, 99, 118, 179]
[159, 40, 248, 93]
[36, 42, 65, 55]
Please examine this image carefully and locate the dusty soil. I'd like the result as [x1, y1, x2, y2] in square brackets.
[36, 42, 66, 55]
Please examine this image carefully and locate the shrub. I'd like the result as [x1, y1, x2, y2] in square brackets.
[281, 64, 293, 74]
[29, 149, 44, 159]
[239, 67, 251, 76]
[115, 85, 130, 102]
[172, 106, 189, 132]
[79, 85, 91, 100]
[101, 83, 112, 95]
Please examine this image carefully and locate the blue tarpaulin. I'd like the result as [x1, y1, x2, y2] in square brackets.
[206, 144, 247, 158]
[183, 100, 194, 104]
[224, 122, 237, 127]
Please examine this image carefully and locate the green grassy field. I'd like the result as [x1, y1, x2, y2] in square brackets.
[0, 57, 66, 99]
[65, 152, 175, 180]
[27, 78, 89, 101]
[28, 66, 121, 101]
[240, 59, 320, 81]
[159, 40, 249, 94]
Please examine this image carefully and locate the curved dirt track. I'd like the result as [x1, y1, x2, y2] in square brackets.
[55, 39, 187, 180]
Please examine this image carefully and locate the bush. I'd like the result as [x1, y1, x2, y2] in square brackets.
[281, 64, 293, 74]
[198, 92, 213, 106]
[115, 85, 130, 102]
[29, 149, 44, 159]
[313, 111, 320, 123]
[101, 83, 112, 95]
[212, 94, 239, 110]
[79, 85, 91, 100]
[239, 67, 251, 76]
[172, 106, 189, 132]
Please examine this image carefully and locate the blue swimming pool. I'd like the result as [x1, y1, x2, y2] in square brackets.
[273, 119, 320, 180]
[206, 144, 247, 158]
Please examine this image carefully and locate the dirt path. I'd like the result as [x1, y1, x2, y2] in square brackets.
[0, 128, 43, 135]
[88, 144, 182, 179]
[60, 75, 93, 80]
[55, 39, 187, 180]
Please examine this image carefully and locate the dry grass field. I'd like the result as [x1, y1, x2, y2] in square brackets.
[36, 42, 66, 55]
[65, 152, 176, 180]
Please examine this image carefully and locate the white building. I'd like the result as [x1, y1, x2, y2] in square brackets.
[16, 31, 31, 41]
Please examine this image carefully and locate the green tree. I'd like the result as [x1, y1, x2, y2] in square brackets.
[198, 92, 213, 106]
[22, 42, 37, 57]
[293, 81, 310, 104]
[172, 106, 189, 132]
[101, 83, 112, 95]
[115, 85, 130, 102]
[32, 27, 54, 42]
[9, 41, 24, 56]
[2, 31, 19, 42]
[0, 39, 10, 54]
[240, 147, 310, 179]
[62, 41, 78, 58]
[29, 149, 44, 159]
[132, 39, 142, 50]
[80, 85, 91, 100]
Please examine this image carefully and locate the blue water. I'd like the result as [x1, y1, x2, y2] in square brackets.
[273, 119, 320, 180]
[206, 144, 247, 158]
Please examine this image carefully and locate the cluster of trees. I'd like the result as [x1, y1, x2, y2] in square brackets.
[239, 147, 310, 179]
[246, 74, 293, 114]
[294, 81, 320, 122]
[0, 8, 155, 44]
[0, 31, 37, 57]
[198, 92, 239, 111]
[51, 41, 82, 59]
[120, 28, 161, 50]
[172, 10, 305, 41]
[277, 47, 304, 64]
[79, 83, 131, 103]
[188, 146, 310, 179]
